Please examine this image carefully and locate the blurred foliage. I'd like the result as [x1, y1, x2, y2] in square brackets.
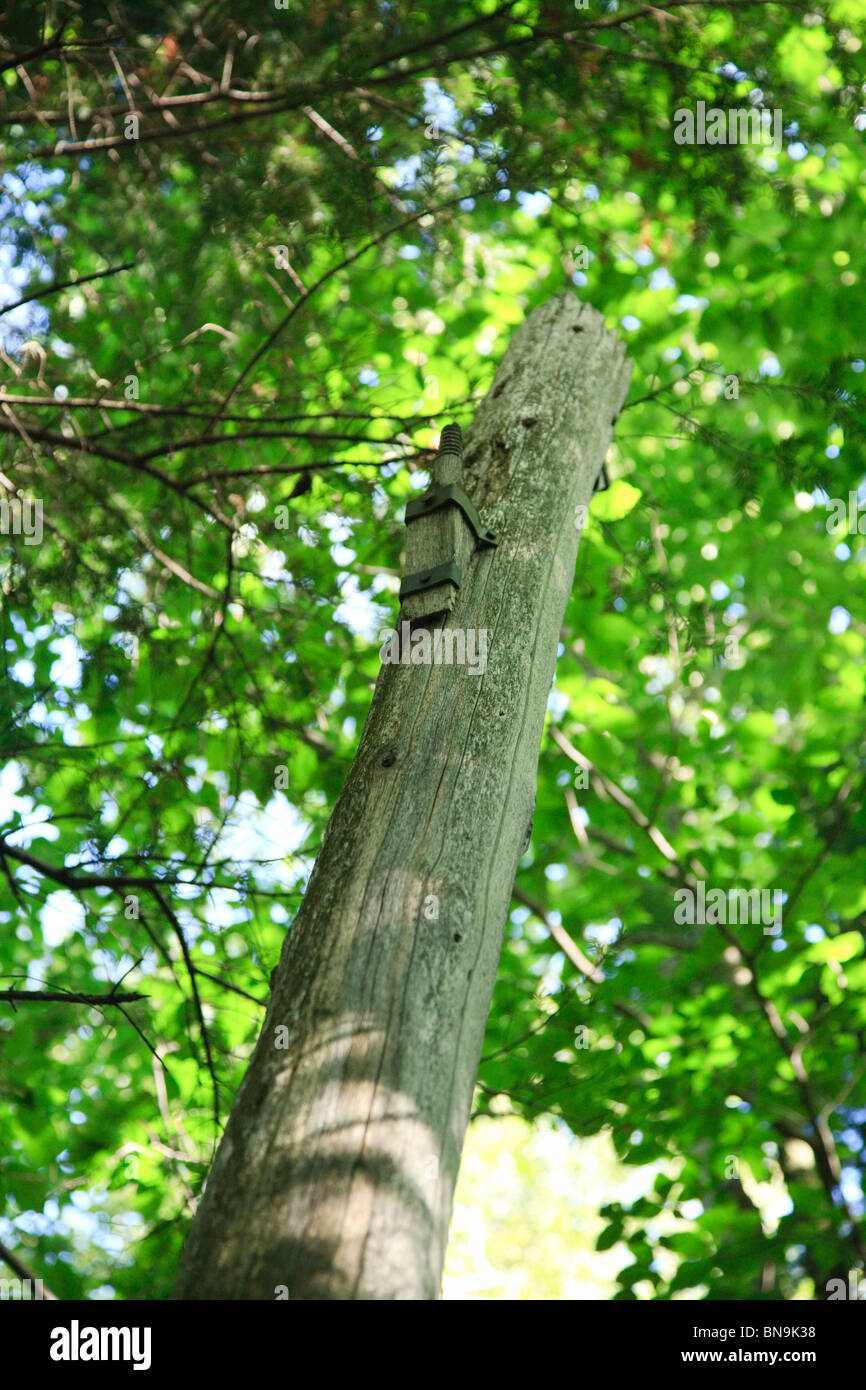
[0, 0, 865, 1300]
[444, 1115, 673, 1300]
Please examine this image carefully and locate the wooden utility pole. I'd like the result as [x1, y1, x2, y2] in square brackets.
[174, 292, 631, 1301]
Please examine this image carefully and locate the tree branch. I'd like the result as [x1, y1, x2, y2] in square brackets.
[0, 1240, 59, 1299]
[0, 262, 134, 319]
[0, 989, 146, 1005]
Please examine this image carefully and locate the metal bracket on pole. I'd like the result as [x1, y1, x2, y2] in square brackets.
[398, 424, 498, 610]
[399, 559, 463, 600]
[405, 483, 498, 550]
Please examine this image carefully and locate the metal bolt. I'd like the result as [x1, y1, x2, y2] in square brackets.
[437, 423, 463, 459]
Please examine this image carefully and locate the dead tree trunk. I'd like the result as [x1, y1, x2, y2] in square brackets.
[174, 292, 631, 1301]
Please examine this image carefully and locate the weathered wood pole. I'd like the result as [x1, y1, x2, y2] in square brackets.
[174, 291, 631, 1300]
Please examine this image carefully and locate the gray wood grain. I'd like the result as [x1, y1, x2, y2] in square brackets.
[174, 291, 632, 1302]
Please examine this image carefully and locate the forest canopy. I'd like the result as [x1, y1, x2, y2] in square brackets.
[1, 0, 865, 1301]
